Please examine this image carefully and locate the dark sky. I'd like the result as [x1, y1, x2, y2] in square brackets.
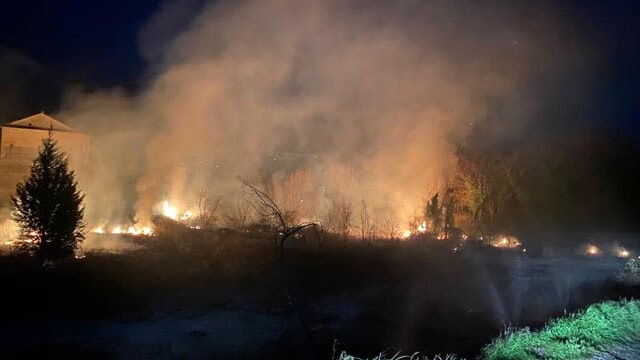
[0, 0, 164, 121]
[576, 1, 640, 134]
[0, 1, 160, 88]
[0, 0, 638, 134]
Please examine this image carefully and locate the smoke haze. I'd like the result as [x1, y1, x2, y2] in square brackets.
[56, 0, 596, 227]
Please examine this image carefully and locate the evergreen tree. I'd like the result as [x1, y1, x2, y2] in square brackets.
[11, 134, 85, 262]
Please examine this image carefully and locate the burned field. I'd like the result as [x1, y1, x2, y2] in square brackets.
[1, 228, 638, 359]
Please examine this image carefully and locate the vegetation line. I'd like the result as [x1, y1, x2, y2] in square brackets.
[482, 299, 640, 360]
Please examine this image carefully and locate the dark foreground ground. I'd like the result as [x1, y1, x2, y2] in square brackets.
[0, 231, 638, 359]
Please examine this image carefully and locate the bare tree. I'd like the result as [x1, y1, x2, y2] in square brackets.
[240, 177, 318, 261]
[336, 196, 352, 241]
[381, 213, 400, 240]
[224, 200, 254, 231]
[311, 219, 327, 248]
[271, 169, 316, 223]
[194, 188, 222, 229]
[357, 199, 375, 242]
[323, 193, 352, 241]
[407, 210, 422, 235]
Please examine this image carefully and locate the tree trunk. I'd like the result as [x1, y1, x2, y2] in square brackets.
[279, 234, 289, 262]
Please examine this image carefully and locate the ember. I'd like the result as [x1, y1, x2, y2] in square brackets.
[91, 227, 105, 234]
[615, 247, 630, 258]
[490, 235, 521, 249]
[586, 244, 600, 256]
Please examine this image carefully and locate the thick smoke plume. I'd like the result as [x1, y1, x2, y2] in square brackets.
[57, 0, 593, 227]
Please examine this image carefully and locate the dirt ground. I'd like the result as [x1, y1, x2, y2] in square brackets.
[0, 232, 637, 359]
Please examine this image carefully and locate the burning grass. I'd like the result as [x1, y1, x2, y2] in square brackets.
[87, 198, 198, 238]
[584, 244, 601, 256]
[489, 235, 521, 249]
[482, 299, 640, 360]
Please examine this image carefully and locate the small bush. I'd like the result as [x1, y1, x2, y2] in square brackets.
[482, 300, 640, 360]
[335, 350, 459, 360]
[617, 257, 640, 286]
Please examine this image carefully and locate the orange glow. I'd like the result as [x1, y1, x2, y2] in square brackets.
[91, 227, 105, 234]
[616, 248, 630, 258]
[586, 245, 600, 256]
[162, 200, 179, 220]
[490, 235, 521, 249]
[91, 224, 154, 236]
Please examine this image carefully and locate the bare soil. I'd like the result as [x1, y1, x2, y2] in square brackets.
[0, 233, 637, 359]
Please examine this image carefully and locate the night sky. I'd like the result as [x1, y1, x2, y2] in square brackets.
[0, 1, 160, 88]
[0, 0, 638, 134]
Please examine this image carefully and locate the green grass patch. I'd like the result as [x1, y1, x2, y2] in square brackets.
[336, 352, 459, 360]
[482, 299, 640, 360]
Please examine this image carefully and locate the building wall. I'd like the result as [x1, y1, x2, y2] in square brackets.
[0, 127, 89, 207]
[0, 127, 89, 161]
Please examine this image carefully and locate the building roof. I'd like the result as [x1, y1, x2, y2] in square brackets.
[2, 113, 75, 132]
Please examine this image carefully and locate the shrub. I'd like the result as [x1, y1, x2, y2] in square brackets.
[482, 300, 640, 360]
[617, 257, 640, 286]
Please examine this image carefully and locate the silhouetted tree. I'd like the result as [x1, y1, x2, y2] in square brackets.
[324, 193, 352, 241]
[224, 201, 254, 231]
[11, 135, 85, 263]
[357, 199, 375, 242]
[381, 213, 400, 240]
[426, 193, 442, 235]
[442, 189, 455, 240]
[240, 177, 318, 261]
[194, 187, 222, 229]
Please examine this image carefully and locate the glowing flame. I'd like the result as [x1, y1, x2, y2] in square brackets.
[127, 226, 139, 235]
[417, 221, 427, 233]
[490, 235, 521, 249]
[616, 248, 630, 258]
[401, 229, 412, 239]
[91, 227, 105, 234]
[586, 244, 600, 256]
[97, 224, 154, 236]
[162, 200, 179, 220]
[87, 200, 199, 239]
[180, 210, 194, 221]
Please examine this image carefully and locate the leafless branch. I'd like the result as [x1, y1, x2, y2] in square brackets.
[239, 176, 319, 260]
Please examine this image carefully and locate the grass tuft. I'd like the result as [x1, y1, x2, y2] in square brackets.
[482, 299, 640, 360]
[336, 350, 460, 360]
